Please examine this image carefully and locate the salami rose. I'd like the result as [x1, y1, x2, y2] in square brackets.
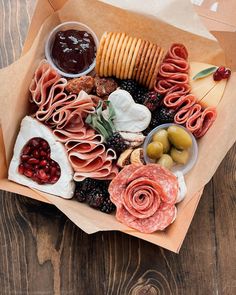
[109, 164, 178, 233]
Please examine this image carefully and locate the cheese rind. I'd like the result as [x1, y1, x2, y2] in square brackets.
[108, 89, 151, 132]
[8, 116, 75, 199]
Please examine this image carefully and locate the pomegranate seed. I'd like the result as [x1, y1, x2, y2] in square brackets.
[50, 176, 59, 184]
[33, 150, 39, 158]
[24, 169, 33, 178]
[222, 68, 231, 79]
[22, 146, 31, 155]
[40, 150, 47, 157]
[23, 163, 31, 169]
[217, 66, 226, 75]
[18, 164, 24, 175]
[50, 167, 57, 176]
[34, 165, 39, 170]
[44, 165, 50, 173]
[39, 160, 47, 167]
[56, 170, 61, 177]
[50, 160, 56, 167]
[28, 158, 40, 165]
[41, 141, 49, 150]
[213, 71, 222, 81]
[21, 154, 30, 162]
[30, 138, 39, 147]
[37, 169, 48, 180]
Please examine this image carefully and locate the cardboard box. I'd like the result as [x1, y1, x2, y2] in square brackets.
[0, 0, 235, 252]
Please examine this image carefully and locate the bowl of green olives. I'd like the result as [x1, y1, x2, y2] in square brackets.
[143, 123, 198, 174]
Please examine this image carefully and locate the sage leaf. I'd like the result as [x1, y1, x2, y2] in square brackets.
[193, 66, 217, 80]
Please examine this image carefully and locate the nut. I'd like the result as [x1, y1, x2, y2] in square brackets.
[65, 76, 95, 94]
[130, 148, 145, 165]
[95, 76, 118, 97]
[117, 149, 133, 168]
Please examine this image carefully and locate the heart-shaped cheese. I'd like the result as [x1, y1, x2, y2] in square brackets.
[108, 89, 151, 132]
[8, 116, 75, 199]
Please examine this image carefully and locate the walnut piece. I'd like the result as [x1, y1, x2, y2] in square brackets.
[95, 76, 118, 97]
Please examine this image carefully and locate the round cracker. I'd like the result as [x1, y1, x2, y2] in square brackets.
[128, 38, 142, 79]
[119, 36, 133, 79]
[95, 32, 107, 75]
[142, 44, 157, 86]
[139, 42, 154, 85]
[135, 40, 150, 83]
[116, 35, 130, 78]
[108, 32, 121, 76]
[124, 37, 138, 79]
[113, 32, 126, 77]
[131, 39, 145, 80]
[103, 32, 116, 77]
[146, 46, 160, 87]
[149, 48, 165, 90]
[99, 32, 113, 77]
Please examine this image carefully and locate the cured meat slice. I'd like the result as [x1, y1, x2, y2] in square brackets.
[109, 164, 178, 233]
[116, 204, 176, 233]
[154, 44, 190, 96]
[187, 107, 217, 138]
[29, 61, 118, 181]
[164, 93, 196, 110]
[128, 164, 178, 205]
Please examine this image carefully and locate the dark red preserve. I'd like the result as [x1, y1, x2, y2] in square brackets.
[51, 29, 96, 74]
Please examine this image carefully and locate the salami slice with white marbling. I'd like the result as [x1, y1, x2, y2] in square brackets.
[109, 164, 178, 233]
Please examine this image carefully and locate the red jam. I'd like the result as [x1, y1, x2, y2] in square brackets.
[51, 29, 96, 74]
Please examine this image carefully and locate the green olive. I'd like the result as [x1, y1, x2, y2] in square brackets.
[170, 148, 189, 164]
[146, 142, 163, 159]
[167, 126, 192, 150]
[152, 129, 170, 153]
[157, 154, 174, 170]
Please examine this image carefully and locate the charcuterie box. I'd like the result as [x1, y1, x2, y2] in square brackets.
[0, 0, 236, 253]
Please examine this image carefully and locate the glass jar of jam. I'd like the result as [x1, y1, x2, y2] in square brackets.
[45, 22, 98, 78]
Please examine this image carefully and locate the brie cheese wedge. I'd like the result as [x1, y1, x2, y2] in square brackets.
[8, 116, 75, 199]
[108, 89, 151, 132]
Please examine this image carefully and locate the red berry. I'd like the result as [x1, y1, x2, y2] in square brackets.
[216, 66, 226, 75]
[222, 68, 231, 79]
[213, 71, 222, 81]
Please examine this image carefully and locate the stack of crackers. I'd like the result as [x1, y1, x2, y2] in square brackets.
[96, 32, 164, 90]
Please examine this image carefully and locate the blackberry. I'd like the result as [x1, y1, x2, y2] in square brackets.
[106, 132, 127, 156]
[87, 188, 104, 209]
[133, 87, 148, 104]
[74, 189, 86, 202]
[119, 79, 138, 95]
[81, 178, 98, 191]
[151, 107, 175, 127]
[144, 91, 163, 111]
[98, 180, 110, 198]
[100, 198, 116, 214]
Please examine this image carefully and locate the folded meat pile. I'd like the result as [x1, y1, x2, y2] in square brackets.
[30, 60, 118, 180]
[155, 44, 217, 138]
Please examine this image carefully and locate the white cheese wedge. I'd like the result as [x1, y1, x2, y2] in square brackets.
[174, 171, 187, 203]
[190, 61, 226, 107]
[108, 89, 151, 132]
[8, 116, 75, 199]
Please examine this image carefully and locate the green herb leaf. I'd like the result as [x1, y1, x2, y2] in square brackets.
[193, 66, 217, 80]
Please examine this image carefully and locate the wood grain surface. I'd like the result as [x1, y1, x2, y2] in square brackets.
[0, 1, 235, 294]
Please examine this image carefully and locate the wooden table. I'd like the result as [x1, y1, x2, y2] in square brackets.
[0, 1, 235, 294]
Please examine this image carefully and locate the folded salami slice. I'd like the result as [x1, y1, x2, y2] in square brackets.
[154, 44, 190, 96]
[109, 164, 178, 233]
[191, 107, 217, 138]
